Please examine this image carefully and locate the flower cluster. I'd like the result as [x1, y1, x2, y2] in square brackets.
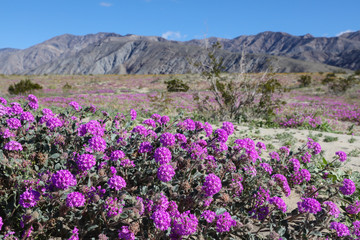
[216, 212, 237, 233]
[69, 101, 82, 111]
[76, 154, 96, 171]
[108, 175, 126, 191]
[157, 164, 175, 182]
[151, 210, 171, 231]
[89, 136, 107, 152]
[339, 178, 356, 196]
[66, 192, 86, 208]
[329, 222, 350, 237]
[19, 189, 40, 208]
[154, 147, 172, 164]
[336, 151, 347, 162]
[160, 132, 175, 147]
[118, 226, 135, 240]
[202, 173, 222, 197]
[323, 201, 340, 218]
[297, 198, 321, 214]
[4, 140, 23, 151]
[51, 170, 77, 190]
[269, 196, 287, 213]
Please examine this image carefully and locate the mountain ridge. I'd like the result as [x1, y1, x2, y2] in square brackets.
[0, 31, 358, 75]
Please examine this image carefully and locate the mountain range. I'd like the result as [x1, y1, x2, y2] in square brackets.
[0, 31, 359, 75]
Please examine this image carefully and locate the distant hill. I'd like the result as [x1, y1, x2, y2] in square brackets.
[0, 31, 358, 75]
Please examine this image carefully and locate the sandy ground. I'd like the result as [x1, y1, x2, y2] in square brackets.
[232, 125, 360, 212]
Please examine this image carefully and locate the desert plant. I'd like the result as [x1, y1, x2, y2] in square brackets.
[297, 75, 312, 87]
[191, 42, 286, 122]
[1, 94, 360, 240]
[355, 69, 360, 75]
[8, 79, 43, 95]
[165, 77, 190, 92]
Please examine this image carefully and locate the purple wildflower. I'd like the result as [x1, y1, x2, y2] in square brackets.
[259, 163, 273, 174]
[300, 169, 311, 182]
[301, 152, 312, 163]
[216, 212, 237, 233]
[154, 147, 172, 165]
[20, 112, 35, 122]
[138, 141, 153, 153]
[4, 140, 23, 151]
[52, 170, 77, 190]
[157, 164, 175, 182]
[10, 102, 23, 115]
[269, 197, 287, 213]
[202, 173, 222, 197]
[110, 150, 125, 161]
[345, 201, 360, 215]
[204, 122, 213, 137]
[201, 210, 216, 223]
[329, 222, 350, 237]
[46, 117, 63, 130]
[297, 198, 321, 214]
[0, 97, 7, 105]
[160, 115, 170, 125]
[76, 154, 96, 171]
[130, 109, 137, 121]
[174, 133, 187, 144]
[222, 121, 234, 135]
[160, 132, 175, 147]
[339, 178, 356, 196]
[143, 119, 156, 128]
[323, 201, 340, 218]
[66, 192, 86, 208]
[19, 189, 40, 208]
[336, 151, 347, 162]
[215, 128, 228, 143]
[69, 101, 82, 111]
[288, 158, 300, 172]
[269, 151, 280, 161]
[88, 136, 106, 152]
[108, 175, 126, 191]
[171, 211, 198, 236]
[353, 221, 360, 237]
[151, 210, 171, 231]
[132, 125, 148, 136]
[118, 226, 135, 240]
[7, 118, 21, 129]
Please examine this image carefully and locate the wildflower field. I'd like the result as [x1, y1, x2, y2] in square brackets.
[1, 72, 360, 239]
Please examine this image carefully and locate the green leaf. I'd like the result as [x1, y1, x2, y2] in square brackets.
[50, 153, 61, 159]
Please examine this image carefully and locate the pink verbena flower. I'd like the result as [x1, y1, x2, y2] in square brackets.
[201, 210, 216, 223]
[151, 210, 171, 231]
[171, 211, 198, 236]
[130, 109, 137, 121]
[110, 150, 125, 161]
[222, 121, 234, 135]
[345, 200, 360, 215]
[69, 101, 82, 111]
[66, 192, 86, 208]
[216, 212, 237, 233]
[118, 226, 135, 240]
[297, 198, 321, 214]
[4, 140, 23, 151]
[7, 118, 21, 129]
[139, 141, 153, 153]
[323, 201, 340, 218]
[336, 151, 347, 162]
[108, 175, 126, 191]
[51, 170, 77, 190]
[88, 136, 106, 152]
[19, 189, 40, 208]
[76, 154, 96, 171]
[160, 132, 175, 147]
[157, 164, 175, 182]
[269, 196, 287, 213]
[202, 173, 222, 197]
[329, 222, 350, 237]
[339, 178, 356, 196]
[214, 128, 228, 143]
[154, 147, 172, 165]
[204, 122, 213, 137]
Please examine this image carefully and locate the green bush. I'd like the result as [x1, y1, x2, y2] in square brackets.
[192, 42, 286, 122]
[165, 78, 190, 92]
[355, 69, 360, 75]
[297, 75, 312, 87]
[8, 79, 43, 95]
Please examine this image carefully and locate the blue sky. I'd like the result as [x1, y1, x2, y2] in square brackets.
[1, 0, 359, 49]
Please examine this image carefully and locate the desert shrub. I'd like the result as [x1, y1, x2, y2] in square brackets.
[62, 82, 73, 90]
[191, 42, 286, 122]
[8, 79, 43, 95]
[355, 69, 360, 75]
[1, 95, 360, 239]
[297, 75, 312, 87]
[321, 73, 336, 85]
[323, 135, 339, 142]
[165, 78, 190, 92]
[327, 75, 357, 95]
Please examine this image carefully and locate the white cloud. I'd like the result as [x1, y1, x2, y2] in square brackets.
[161, 31, 186, 40]
[336, 29, 353, 36]
[100, 2, 112, 7]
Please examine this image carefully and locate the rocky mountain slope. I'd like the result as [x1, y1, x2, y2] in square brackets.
[0, 31, 358, 75]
